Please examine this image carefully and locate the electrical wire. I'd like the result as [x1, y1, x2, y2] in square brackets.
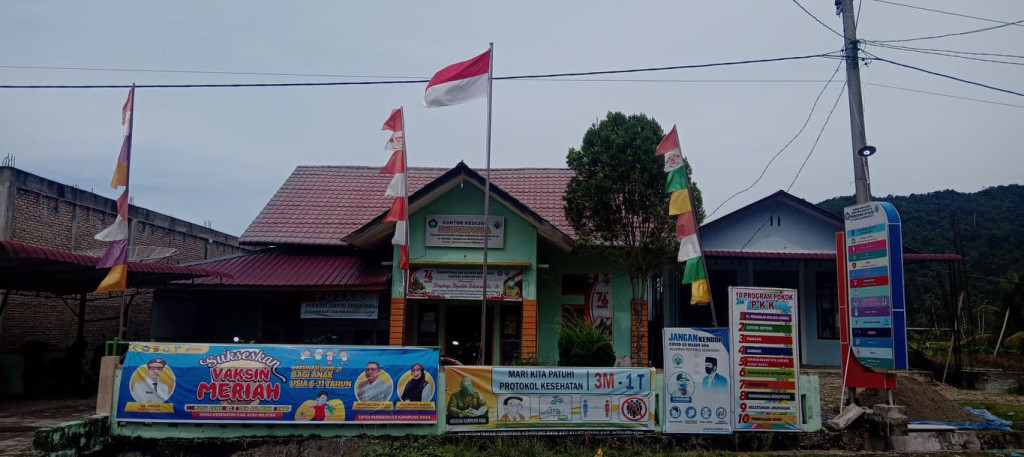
[867, 53, 1024, 97]
[863, 42, 1024, 60]
[869, 42, 1024, 66]
[706, 58, 845, 219]
[787, 84, 848, 192]
[871, 17, 1024, 43]
[0, 52, 842, 89]
[865, 82, 1024, 109]
[792, 0, 844, 37]
[0, 64, 427, 79]
[869, 0, 1024, 27]
[737, 82, 848, 252]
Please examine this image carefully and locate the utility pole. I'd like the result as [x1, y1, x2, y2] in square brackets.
[840, 0, 872, 204]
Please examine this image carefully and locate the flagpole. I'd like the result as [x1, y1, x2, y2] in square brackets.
[683, 155, 718, 327]
[400, 106, 410, 315]
[477, 43, 494, 365]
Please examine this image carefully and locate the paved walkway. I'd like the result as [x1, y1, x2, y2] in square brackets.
[0, 397, 96, 457]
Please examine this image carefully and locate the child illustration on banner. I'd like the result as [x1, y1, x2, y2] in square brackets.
[499, 395, 527, 421]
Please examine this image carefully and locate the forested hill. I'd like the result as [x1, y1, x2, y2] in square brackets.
[818, 184, 1024, 310]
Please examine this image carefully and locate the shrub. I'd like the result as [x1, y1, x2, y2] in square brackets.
[557, 316, 615, 367]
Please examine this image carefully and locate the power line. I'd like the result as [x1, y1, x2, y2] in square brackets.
[869, 42, 1024, 66]
[871, 17, 1024, 44]
[865, 82, 1024, 109]
[738, 82, 848, 252]
[869, 0, 1024, 27]
[0, 52, 842, 89]
[863, 42, 1024, 60]
[868, 53, 1024, 97]
[706, 58, 846, 219]
[506, 78, 841, 84]
[0, 64, 428, 79]
[792, 0, 844, 37]
[787, 84, 848, 193]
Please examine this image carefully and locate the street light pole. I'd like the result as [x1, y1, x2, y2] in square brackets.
[841, 0, 872, 204]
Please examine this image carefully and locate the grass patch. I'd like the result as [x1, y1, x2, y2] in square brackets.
[957, 401, 1024, 431]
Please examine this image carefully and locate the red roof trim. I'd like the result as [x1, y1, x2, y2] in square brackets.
[0, 241, 230, 277]
[703, 249, 960, 261]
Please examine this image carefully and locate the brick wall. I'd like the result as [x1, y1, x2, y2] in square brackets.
[0, 167, 246, 354]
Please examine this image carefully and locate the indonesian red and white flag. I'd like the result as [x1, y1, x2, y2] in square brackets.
[656, 125, 684, 172]
[423, 49, 491, 108]
[382, 108, 405, 150]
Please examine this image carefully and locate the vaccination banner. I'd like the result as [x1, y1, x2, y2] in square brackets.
[445, 366, 655, 434]
[730, 287, 802, 431]
[115, 343, 438, 424]
[662, 328, 733, 434]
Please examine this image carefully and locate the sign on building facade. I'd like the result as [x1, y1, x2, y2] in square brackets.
[300, 292, 379, 319]
[425, 214, 505, 248]
[116, 343, 438, 424]
[729, 287, 802, 431]
[662, 327, 733, 434]
[407, 268, 523, 301]
[444, 366, 655, 433]
[842, 201, 908, 370]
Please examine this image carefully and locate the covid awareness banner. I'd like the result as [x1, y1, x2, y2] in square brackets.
[445, 366, 655, 433]
[729, 287, 802, 431]
[662, 328, 733, 434]
[115, 343, 438, 424]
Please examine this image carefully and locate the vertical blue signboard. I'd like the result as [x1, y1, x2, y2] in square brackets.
[843, 202, 908, 370]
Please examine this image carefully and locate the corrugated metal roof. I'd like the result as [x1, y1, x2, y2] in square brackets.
[0, 241, 229, 294]
[240, 166, 573, 246]
[187, 248, 390, 288]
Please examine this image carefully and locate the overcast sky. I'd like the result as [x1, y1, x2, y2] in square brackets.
[2, 1, 1022, 236]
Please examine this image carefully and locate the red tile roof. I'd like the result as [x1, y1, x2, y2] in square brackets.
[241, 165, 574, 246]
[186, 248, 390, 288]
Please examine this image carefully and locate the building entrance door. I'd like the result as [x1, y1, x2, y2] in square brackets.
[444, 304, 494, 365]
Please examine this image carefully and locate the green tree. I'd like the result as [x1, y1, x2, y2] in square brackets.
[563, 112, 704, 366]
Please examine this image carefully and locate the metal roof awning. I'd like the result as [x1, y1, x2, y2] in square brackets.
[0, 241, 230, 295]
[181, 247, 390, 290]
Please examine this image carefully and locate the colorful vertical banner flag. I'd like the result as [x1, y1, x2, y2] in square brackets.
[94, 85, 134, 293]
[381, 108, 409, 270]
[729, 286, 801, 432]
[657, 125, 709, 303]
[662, 327, 733, 434]
[422, 49, 491, 108]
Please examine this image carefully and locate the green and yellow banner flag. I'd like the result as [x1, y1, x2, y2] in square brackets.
[656, 125, 709, 303]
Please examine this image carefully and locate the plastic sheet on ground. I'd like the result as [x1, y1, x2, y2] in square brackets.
[909, 407, 1012, 431]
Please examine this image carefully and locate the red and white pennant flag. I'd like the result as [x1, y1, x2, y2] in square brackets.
[381, 108, 409, 270]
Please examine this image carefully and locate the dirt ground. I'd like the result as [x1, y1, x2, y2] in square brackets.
[809, 368, 1023, 423]
[0, 396, 96, 457]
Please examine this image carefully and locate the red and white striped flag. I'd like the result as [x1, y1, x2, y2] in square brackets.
[423, 50, 490, 108]
[95, 86, 135, 293]
[381, 108, 409, 270]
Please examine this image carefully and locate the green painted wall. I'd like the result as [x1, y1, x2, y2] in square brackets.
[391, 182, 538, 300]
[536, 249, 633, 365]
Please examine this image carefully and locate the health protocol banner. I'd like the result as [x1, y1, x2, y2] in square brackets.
[730, 287, 802, 431]
[662, 328, 733, 434]
[445, 366, 655, 433]
[115, 343, 438, 424]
